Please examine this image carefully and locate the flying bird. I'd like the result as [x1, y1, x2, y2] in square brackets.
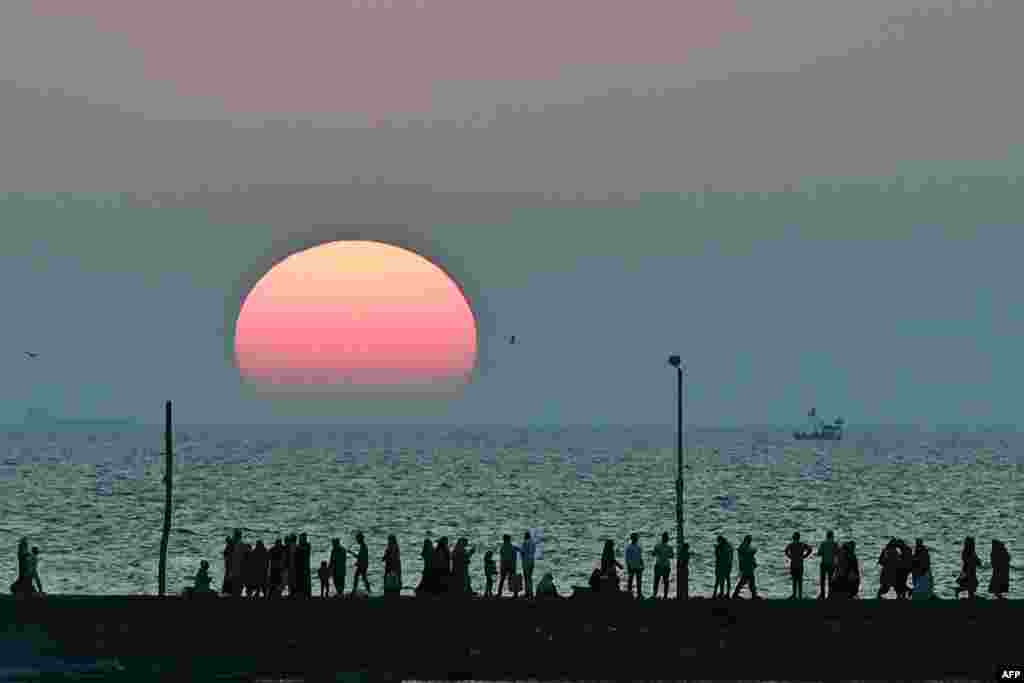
[508, 336, 516, 345]
[24, 352, 39, 359]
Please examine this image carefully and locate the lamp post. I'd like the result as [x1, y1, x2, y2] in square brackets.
[668, 355, 686, 599]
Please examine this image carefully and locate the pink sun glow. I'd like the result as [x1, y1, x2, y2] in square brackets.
[234, 241, 477, 391]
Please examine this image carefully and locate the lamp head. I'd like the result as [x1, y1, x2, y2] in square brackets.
[668, 355, 682, 368]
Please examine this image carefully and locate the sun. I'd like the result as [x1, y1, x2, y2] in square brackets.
[233, 240, 477, 394]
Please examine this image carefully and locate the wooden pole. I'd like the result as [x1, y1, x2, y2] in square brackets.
[158, 400, 173, 596]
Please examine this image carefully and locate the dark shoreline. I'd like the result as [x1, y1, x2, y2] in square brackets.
[2, 595, 1020, 681]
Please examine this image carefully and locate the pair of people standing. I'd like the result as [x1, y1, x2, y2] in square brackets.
[497, 532, 536, 598]
[325, 532, 370, 597]
[956, 536, 1015, 599]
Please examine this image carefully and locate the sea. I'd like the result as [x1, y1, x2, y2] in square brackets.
[1, 424, 1021, 600]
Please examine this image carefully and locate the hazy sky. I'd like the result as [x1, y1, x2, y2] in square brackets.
[2, 0, 1021, 426]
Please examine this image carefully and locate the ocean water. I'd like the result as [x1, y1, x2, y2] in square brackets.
[1, 425, 1021, 599]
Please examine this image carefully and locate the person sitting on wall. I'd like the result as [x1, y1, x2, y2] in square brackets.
[185, 560, 217, 597]
[536, 572, 562, 599]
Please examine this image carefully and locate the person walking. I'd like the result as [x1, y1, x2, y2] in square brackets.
[817, 531, 839, 599]
[784, 532, 812, 599]
[351, 532, 371, 596]
[625, 533, 644, 599]
[650, 532, 675, 599]
[732, 535, 759, 599]
[955, 536, 982, 599]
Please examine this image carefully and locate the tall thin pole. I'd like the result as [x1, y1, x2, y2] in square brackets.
[675, 366, 684, 600]
[158, 400, 173, 597]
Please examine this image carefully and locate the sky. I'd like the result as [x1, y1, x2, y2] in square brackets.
[1, 0, 1021, 427]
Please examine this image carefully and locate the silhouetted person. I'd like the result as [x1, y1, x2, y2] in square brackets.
[498, 535, 521, 598]
[433, 536, 452, 595]
[269, 538, 286, 598]
[17, 537, 28, 585]
[955, 536, 982, 599]
[877, 538, 902, 599]
[318, 561, 330, 598]
[988, 539, 1010, 599]
[245, 540, 268, 598]
[285, 533, 298, 597]
[680, 542, 691, 598]
[625, 533, 644, 598]
[383, 534, 402, 595]
[229, 530, 247, 597]
[351, 532, 371, 596]
[732, 535, 759, 599]
[784, 532, 812, 599]
[10, 537, 30, 596]
[221, 535, 234, 595]
[650, 532, 675, 599]
[589, 567, 603, 592]
[832, 541, 860, 599]
[713, 536, 733, 599]
[817, 531, 838, 599]
[462, 539, 477, 593]
[911, 538, 933, 600]
[895, 539, 912, 599]
[329, 538, 347, 597]
[298, 533, 312, 598]
[451, 538, 474, 595]
[26, 547, 43, 595]
[483, 550, 497, 597]
[536, 572, 560, 598]
[416, 538, 433, 595]
[187, 560, 215, 597]
[597, 539, 623, 593]
[520, 531, 537, 598]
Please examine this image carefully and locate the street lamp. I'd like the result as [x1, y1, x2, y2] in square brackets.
[668, 355, 686, 599]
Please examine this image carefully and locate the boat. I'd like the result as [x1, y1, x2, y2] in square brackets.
[793, 408, 844, 441]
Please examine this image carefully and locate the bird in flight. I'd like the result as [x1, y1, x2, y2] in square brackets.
[24, 352, 39, 359]
[508, 336, 516, 345]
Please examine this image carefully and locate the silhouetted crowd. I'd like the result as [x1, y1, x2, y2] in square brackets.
[10, 530, 1017, 601]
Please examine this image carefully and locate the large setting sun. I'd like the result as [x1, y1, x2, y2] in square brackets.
[234, 241, 477, 394]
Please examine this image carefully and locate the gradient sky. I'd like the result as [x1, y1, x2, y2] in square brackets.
[2, 0, 1022, 426]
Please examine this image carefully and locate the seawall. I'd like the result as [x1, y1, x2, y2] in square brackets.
[1, 595, 1019, 680]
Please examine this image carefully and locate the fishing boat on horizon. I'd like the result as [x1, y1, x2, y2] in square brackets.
[793, 408, 844, 441]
